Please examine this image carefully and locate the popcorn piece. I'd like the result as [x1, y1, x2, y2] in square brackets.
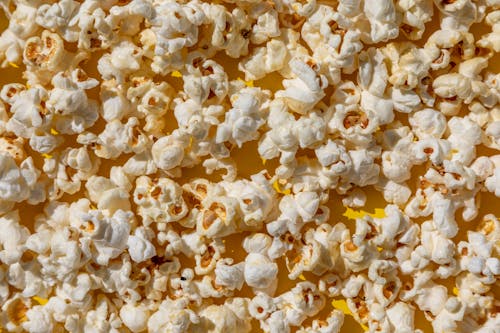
[151, 134, 185, 171]
[215, 259, 245, 291]
[386, 302, 416, 333]
[127, 227, 156, 263]
[120, 302, 150, 333]
[239, 38, 288, 81]
[244, 253, 278, 293]
[196, 301, 251, 333]
[216, 87, 269, 147]
[23, 30, 68, 85]
[36, 0, 81, 42]
[97, 41, 143, 83]
[363, 0, 399, 43]
[0, 211, 30, 265]
[47, 71, 99, 135]
[79, 209, 132, 265]
[134, 176, 188, 225]
[275, 58, 328, 114]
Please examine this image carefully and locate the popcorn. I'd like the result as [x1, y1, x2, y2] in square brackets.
[409, 108, 447, 139]
[151, 134, 185, 171]
[0, 3, 40, 67]
[244, 253, 278, 293]
[216, 87, 269, 147]
[1, 294, 31, 332]
[97, 40, 143, 83]
[47, 71, 99, 135]
[286, 226, 334, 279]
[297, 309, 344, 333]
[251, 9, 280, 44]
[0, 211, 30, 265]
[85, 175, 131, 214]
[363, 0, 399, 43]
[0, 1, 498, 331]
[275, 58, 328, 114]
[0, 154, 36, 211]
[249, 292, 276, 320]
[36, 0, 81, 43]
[22, 305, 54, 333]
[127, 226, 156, 263]
[88, 117, 150, 160]
[277, 281, 325, 326]
[484, 156, 500, 197]
[239, 38, 288, 81]
[119, 302, 150, 333]
[23, 30, 68, 85]
[386, 302, 416, 333]
[79, 209, 132, 265]
[134, 176, 188, 225]
[196, 301, 251, 333]
[215, 259, 245, 291]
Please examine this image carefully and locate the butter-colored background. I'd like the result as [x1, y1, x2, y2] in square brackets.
[0, 7, 498, 332]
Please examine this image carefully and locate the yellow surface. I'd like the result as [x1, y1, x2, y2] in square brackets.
[171, 70, 183, 78]
[32, 296, 48, 306]
[343, 207, 387, 220]
[0, 6, 499, 333]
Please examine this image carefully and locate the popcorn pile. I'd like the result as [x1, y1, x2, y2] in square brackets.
[0, 0, 499, 332]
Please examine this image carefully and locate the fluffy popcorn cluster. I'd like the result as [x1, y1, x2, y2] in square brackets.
[0, 0, 499, 332]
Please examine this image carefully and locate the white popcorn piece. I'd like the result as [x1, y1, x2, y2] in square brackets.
[0, 153, 39, 211]
[244, 253, 278, 293]
[6, 86, 50, 142]
[286, 226, 334, 279]
[23, 30, 70, 86]
[127, 226, 156, 263]
[46, 71, 99, 135]
[22, 305, 54, 333]
[386, 302, 416, 333]
[85, 117, 150, 160]
[297, 309, 344, 333]
[215, 259, 245, 291]
[36, 0, 81, 43]
[0, 211, 30, 265]
[243, 233, 273, 255]
[97, 40, 143, 83]
[134, 176, 188, 225]
[239, 38, 288, 81]
[409, 108, 447, 139]
[85, 175, 131, 214]
[216, 87, 269, 147]
[363, 0, 399, 43]
[401, 271, 448, 316]
[277, 281, 326, 327]
[194, 241, 222, 275]
[0, 3, 40, 66]
[151, 134, 186, 171]
[1, 294, 32, 332]
[79, 209, 131, 265]
[195, 301, 251, 333]
[249, 292, 276, 320]
[391, 87, 421, 113]
[275, 58, 328, 114]
[251, 9, 280, 44]
[119, 302, 150, 333]
[484, 155, 500, 196]
[196, 196, 239, 238]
